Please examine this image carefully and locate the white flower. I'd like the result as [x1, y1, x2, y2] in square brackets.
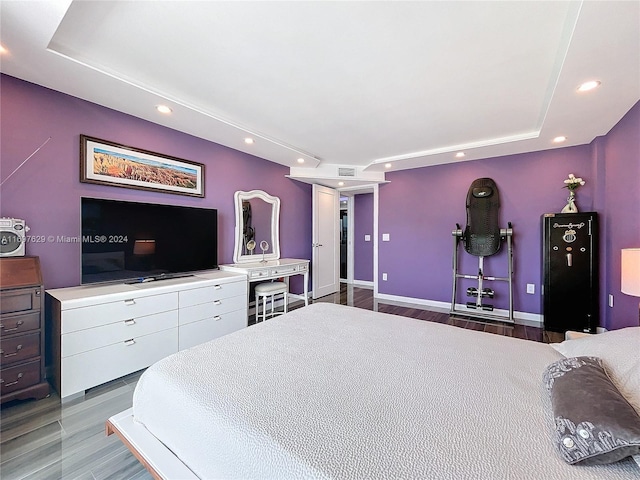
[563, 173, 585, 191]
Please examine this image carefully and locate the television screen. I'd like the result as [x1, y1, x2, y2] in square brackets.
[81, 197, 218, 284]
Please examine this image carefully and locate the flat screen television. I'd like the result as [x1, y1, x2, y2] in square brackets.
[81, 197, 218, 284]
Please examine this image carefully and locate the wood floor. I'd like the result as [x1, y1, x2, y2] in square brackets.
[0, 284, 561, 479]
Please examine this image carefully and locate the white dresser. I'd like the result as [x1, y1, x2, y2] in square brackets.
[46, 270, 247, 400]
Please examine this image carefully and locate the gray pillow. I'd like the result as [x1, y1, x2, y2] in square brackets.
[550, 327, 640, 413]
[543, 356, 640, 465]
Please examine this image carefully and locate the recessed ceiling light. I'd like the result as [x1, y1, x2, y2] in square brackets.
[0, 44, 7, 54]
[338, 181, 345, 187]
[553, 136, 567, 143]
[156, 105, 172, 114]
[577, 80, 601, 92]
[244, 138, 254, 145]
[297, 158, 305, 164]
[455, 152, 465, 158]
[385, 163, 392, 169]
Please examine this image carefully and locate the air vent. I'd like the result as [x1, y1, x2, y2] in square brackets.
[338, 168, 356, 177]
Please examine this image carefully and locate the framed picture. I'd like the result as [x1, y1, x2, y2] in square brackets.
[80, 135, 205, 197]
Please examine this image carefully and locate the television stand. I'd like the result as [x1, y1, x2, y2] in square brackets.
[46, 270, 247, 400]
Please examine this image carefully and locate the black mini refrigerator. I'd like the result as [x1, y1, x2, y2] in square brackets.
[542, 212, 599, 333]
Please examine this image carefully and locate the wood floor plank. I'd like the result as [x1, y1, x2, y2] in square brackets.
[60, 390, 134, 437]
[0, 418, 62, 463]
[23, 432, 126, 480]
[0, 399, 63, 444]
[91, 447, 149, 480]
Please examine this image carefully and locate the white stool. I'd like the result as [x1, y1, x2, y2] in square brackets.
[255, 281, 288, 323]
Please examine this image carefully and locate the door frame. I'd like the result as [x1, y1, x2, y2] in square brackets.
[328, 184, 379, 295]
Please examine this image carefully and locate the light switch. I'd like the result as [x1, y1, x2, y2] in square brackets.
[382, 233, 390, 241]
[364, 234, 371, 242]
[526, 284, 535, 294]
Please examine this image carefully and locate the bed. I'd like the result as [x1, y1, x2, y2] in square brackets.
[106, 303, 640, 479]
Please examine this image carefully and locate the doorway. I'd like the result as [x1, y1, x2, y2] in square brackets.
[338, 186, 377, 291]
[340, 199, 348, 280]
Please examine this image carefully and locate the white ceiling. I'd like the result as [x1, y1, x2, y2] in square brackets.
[1, 1, 639, 188]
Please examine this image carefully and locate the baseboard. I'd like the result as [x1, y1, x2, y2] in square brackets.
[352, 280, 374, 288]
[375, 292, 543, 327]
[375, 294, 451, 313]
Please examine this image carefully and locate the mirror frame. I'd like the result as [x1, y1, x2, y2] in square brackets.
[233, 189, 281, 263]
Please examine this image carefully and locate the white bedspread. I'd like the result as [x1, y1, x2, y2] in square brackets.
[132, 303, 640, 479]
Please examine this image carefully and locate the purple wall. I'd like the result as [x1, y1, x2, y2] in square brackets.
[354, 193, 374, 282]
[378, 101, 639, 330]
[0, 75, 312, 292]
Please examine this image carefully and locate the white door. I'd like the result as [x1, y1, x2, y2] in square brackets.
[312, 184, 340, 299]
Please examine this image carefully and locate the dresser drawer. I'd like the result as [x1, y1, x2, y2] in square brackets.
[61, 327, 177, 398]
[179, 295, 246, 326]
[270, 264, 299, 276]
[0, 333, 40, 366]
[0, 311, 40, 337]
[179, 281, 246, 308]
[0, 359, 40, 396]
[62, 310, 178, 357]
[0, 288, 41, 316]
[62, 292, 178, 334]
[248, 269, 271, 280]
[178, 309, 246, 350]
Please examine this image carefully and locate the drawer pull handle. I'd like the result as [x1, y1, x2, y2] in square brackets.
[213, 315, 222, 321]
[124, 319, 136, 326]
[214, 285, 222, 290]
[1, 320, 24, 332]
[213, 300, 222, 306]
[1, 373, 23, 387]
[124, 339, 136, 346]
[2, 345, 22, 358]
[124, 299, 136, 306]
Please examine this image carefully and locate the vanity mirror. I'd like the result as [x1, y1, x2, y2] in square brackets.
[233, 190, 280, 263]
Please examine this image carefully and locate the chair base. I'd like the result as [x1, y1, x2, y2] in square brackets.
[255, 281, 288, 323]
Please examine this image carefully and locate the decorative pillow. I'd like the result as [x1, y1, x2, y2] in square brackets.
[543, 356, 640, 465]
[550, 327, 640, 412]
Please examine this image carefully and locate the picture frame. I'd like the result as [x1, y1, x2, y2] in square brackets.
[80, 135, 205, 197]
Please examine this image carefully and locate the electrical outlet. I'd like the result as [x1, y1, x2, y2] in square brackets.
[609, 294, 614, 307]
[526, 284, 535, 294]
[382, 233, 390, 242]
[382, 273, 388, 281]
[364, 234, 371, 242]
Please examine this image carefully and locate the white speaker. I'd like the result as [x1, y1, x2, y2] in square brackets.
[0, 218, 29, 257]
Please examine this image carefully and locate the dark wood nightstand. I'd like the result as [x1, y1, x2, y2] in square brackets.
[0, 256, 49, 404]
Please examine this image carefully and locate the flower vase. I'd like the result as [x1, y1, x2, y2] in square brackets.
[561, 191, 578, 213]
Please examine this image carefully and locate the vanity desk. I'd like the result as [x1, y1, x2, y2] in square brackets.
[220, 258, 309, 306]
[226, 190, 310, 312]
